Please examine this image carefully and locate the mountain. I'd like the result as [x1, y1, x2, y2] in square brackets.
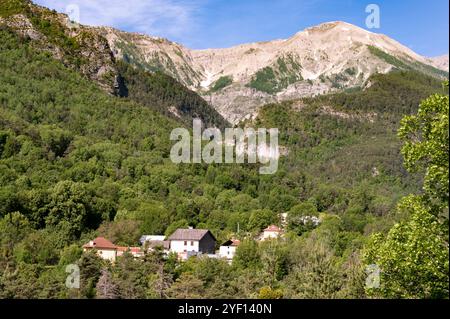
[98, 21, 448, 123]
[3, 1, 446, 125]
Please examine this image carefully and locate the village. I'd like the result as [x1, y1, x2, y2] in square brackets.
[82, 224, 285, 263]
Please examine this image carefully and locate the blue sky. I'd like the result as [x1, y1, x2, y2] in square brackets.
[35, 0, 449, 57]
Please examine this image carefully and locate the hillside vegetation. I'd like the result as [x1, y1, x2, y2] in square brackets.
[116, 61, 228, 129]
[1, 24, 448, 298]
[0, 0, 227, 129]
[0, 0, 448, 300]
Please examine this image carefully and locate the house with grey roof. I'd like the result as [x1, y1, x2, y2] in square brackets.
[168, 228, 216, 260]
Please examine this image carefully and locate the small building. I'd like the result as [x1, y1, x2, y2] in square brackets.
[82, 237, 118, 262]
[219, 239, 240, 262]
[168, 228, 216, 260]
[83, 237, 143, 261]
[261, 225, 282, 240]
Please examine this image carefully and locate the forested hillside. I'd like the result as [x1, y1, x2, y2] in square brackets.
[0, 18, 448, 299]
[0, 0, 228, 129]
[116, 61, 228, 129]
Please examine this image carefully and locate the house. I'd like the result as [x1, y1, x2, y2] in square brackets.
[168, 228, 216, 260]
[261, 225, 282, 240]
[300, 216, 321, 227]
[82, 237, 143, 262]
[219, 239, 240, 263]
[83, 237, 117, 261]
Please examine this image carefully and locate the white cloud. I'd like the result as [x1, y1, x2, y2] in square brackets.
[34, 0, 201, 39]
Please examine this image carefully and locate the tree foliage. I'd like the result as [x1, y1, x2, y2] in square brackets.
[364, 84, 449, 299]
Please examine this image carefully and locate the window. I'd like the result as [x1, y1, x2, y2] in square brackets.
[184, 241, 187, 246]
[191, 241, 194, 246]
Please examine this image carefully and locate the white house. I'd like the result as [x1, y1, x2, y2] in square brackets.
[168, 228, 216, 260]
[261, 225, 282, 240]
[219, 239, 240, 263]
[83, 237, 117, 262]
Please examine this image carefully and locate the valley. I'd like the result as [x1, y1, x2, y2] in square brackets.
[0, 0, 448, 300]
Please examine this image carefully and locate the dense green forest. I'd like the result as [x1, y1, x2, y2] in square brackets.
[0, 0, 448, 300]
[0, 0, 228, 129]
[116, 61, 228, 129]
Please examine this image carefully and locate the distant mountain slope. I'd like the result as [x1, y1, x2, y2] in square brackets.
[98, 27, 204, 89]
[97, 20, 448, 124]
[1, 0, 447, 126]
[116, 61, 228, 129]
[0, 0, 118, 92]
[252, 70, 447, 191]
[429, 54, 449, 72]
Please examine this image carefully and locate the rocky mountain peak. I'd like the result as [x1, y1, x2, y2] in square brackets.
[2, 1, 448, 124]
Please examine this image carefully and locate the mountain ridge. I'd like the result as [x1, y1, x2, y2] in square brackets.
[96, 20, 448, 123]
[429, 54, 449, 71]
[2, 1, 448, 124]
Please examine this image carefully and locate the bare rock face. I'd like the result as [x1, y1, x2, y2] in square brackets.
[71, 26, 118, 93]
[0, 13, 41, 40]
[428, 54, 449, 72]
[101, 21, 447, 124]
[96, 27, 204, 89]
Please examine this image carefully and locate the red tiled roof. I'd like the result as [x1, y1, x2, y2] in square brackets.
[264, 225, 281, 232]
[83, 237, 116, 249]
[231, 239, 241, 246]
[117, 246, 142, 253]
